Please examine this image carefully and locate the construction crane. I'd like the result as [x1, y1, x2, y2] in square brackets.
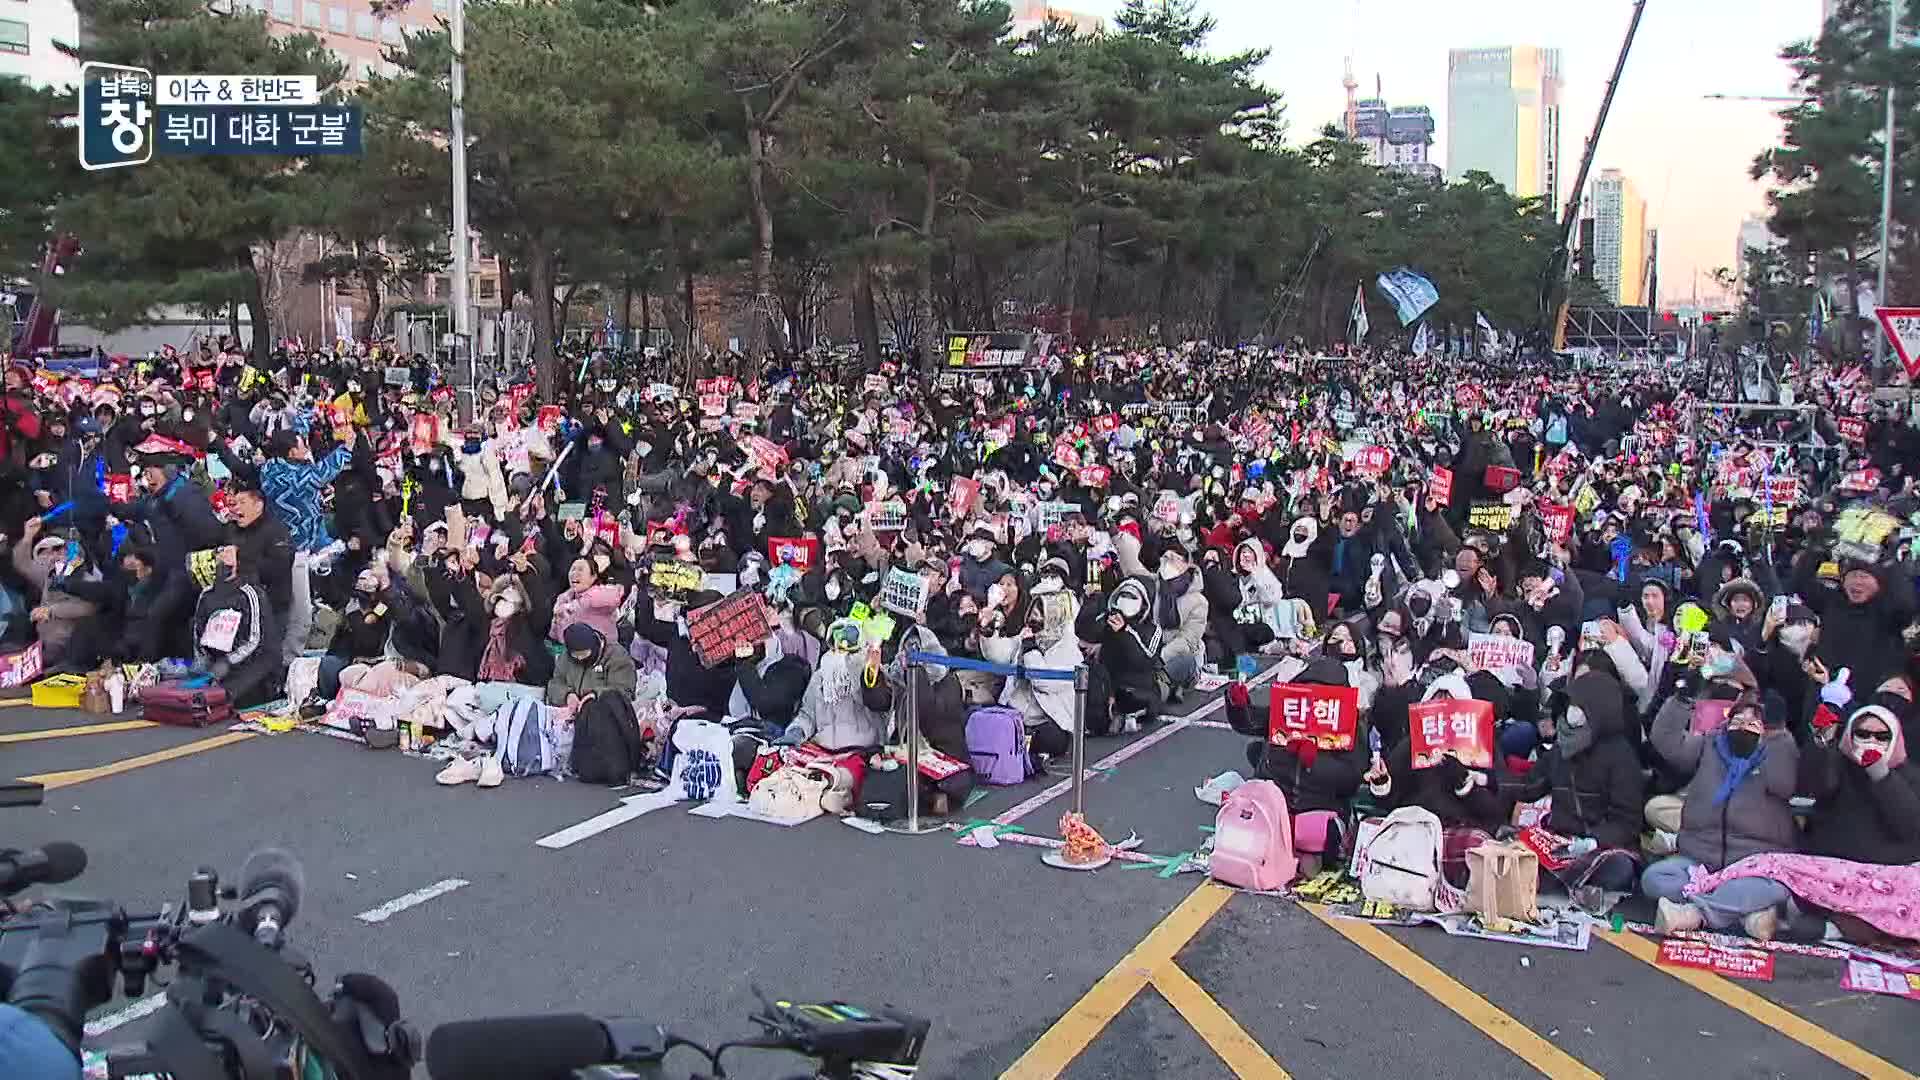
[1342, 56, 1358, 137]
[1538, 0, 1648, 342]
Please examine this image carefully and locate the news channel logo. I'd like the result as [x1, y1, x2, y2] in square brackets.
[79, 63, 363, 171]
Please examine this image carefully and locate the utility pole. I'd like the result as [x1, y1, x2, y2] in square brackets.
[1876, 0, 1898, 371]
[450, 0, 474, 423]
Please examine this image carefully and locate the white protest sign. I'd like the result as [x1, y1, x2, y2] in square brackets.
[1468, 632, 1535, 673]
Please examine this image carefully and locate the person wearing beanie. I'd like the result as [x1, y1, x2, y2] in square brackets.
[1520, 671, 1646, 895]
[1643, 689, 1798, 940]
[549, 622, 637, 708]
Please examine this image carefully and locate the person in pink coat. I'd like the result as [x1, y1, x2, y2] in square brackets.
[548, 557, 624, 646]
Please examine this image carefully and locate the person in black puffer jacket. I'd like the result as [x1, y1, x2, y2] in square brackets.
[1227, 656, 1366, 875]
[1799, 700, 1920, 869]
[1521, 670, 1646, 893]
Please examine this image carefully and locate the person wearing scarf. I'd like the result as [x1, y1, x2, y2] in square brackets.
[1643, 691, 1798, 940]
[476, 579, 551, 687]
[783, 618, 891, 752]
[1152, 545, 1207, 704]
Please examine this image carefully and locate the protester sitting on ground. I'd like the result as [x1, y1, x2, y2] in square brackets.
[1522, 671, 1646, 896]
[549, 556, 624, 646]
[104, 544, 194, 664]
[783, 619, 892, 752]
[548, 622, 637, 713]
[1643, 689, 1799, 940]
[191, 543, 279, 708]
[1364, 673, 1510, 887]
[1788, 701, 1920, 943]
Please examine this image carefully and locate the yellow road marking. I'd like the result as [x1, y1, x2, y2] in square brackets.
[1601, 930, 1917, 1079]
[1151, 963, 1291, 1078]
[1002, 882, 1234, 1079]
[0, 720, 156, 743]
[22, 732, 255, 790]
[1308, 907, 1602, 1080]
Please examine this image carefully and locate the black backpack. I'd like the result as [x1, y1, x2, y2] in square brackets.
[570, 694, 645, 785]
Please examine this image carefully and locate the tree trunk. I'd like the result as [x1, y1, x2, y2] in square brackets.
[743, 113, 786, 357]
[853, 259, 882, 368]
[527, 240, 558, 399]
[913, 167, 939, 371]
[620, 276, 634, 351]
[240, 252, 269, 363]
[554, 284, 575, 346]
[684, 267, 697, 374]
[640, 285, 651, 346]
[1089, 219, 1107, 336]
[1214, 254, 1235, 345]
[1156, 241, 1178, 346]
[358, 260, 384, 343]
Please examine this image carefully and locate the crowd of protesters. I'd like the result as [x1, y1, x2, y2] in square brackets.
[1, 330, 1916, 947]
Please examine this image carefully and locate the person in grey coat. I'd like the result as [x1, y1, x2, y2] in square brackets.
[1641, 687, 1799, 940]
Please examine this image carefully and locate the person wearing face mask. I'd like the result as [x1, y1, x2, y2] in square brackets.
[782, 619, 893, 751]
[1227, 656, 1365, 875]
[726, 625, 812, 739]
[1363, 675, 1512, 886]
[1798, 700, 1920, 871]
[957, 527, 1012, 594]
[1753, 601, 1819, 732]
[982, 591, 1084, 764]
[475, 579, 552, 688]
[1519, 671, 1646, 898]
[1151, 545, 1208, 704]
[1643, 691, 1799, 940]
[453, 425, 510, 522]
[1271, 515, 1331, 613]
[548, 622, 638, 712]
[1097, 577, 1160, 729]
[304, 566, 402, 714]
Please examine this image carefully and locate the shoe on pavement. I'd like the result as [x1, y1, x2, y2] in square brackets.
[477, 757, 504, 788]
[299, 701, 327, 721]
[436, 757, 482, 786]
[1742, 907, 1779, 942]
[1655, 898, 1705, 934]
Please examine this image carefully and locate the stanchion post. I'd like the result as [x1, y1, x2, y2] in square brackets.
[1071, 664, 1088, 816]
[904, 659, 922, 832]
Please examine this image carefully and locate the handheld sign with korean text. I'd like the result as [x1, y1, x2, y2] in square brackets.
[686, 591, 771, 668]
[1407, 698, 1494, 770]
[1267, 683, 1359, 750]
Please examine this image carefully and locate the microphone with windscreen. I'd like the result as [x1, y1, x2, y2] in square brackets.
[0, 841, 87, 894]
[236, 847, 304, 947]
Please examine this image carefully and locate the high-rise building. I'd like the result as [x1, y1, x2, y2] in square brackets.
[1446, 46, 1564, 209]
[1592, 169, 1648, 306]
[0, 0, 83, 89]
[1349, 97, 1441, 180]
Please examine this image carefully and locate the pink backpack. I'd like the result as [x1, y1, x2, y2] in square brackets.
[1210, 780, 1298, 891]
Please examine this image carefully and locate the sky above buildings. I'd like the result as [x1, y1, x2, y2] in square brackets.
[1080, 0, 1822, 306]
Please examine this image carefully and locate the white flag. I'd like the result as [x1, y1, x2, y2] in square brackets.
[1476, 310, 1494, 334]
[1350, 283, 1369, 340]
[1412, 322, 1430, 357]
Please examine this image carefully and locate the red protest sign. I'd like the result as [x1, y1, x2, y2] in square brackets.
[1092, 414, 1120, 435]
[1267, 683, 1360, 750]
[950, 476, 981, 517]
[1841, 466, 1883, 494]
[1052, 442, 1081, 470]
[1352, 445, 1392, 476]
[1078, 465, 1111, 488]
[1766, 474, 1800, 506]
[1515, 825, 1573, 871]
[1408, 699, 1494, 770]
[686, 590, 771, 668]
[536, 405, 564, 434]
[1427, 467, 1453, 504]
[0, 642, 43, 689]
[1483, 465, 1522, 494]
[1538, 501, 1574, 544]
[409, 413, 440, 454]
[105, 473, 134, 503]
[768, 536, 820, 572]
[1836, 416, 1868, 444]
[1656, 939, 1775, 982]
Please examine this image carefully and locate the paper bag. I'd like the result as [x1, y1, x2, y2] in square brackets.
[1464, 840, 1538, 922]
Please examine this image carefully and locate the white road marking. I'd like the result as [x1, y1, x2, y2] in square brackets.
[84, 993, 167, 1038]
[354, 877, 469, 923]
[535, 791, 679, 849]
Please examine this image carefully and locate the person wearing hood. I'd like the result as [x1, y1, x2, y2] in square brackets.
[1096, 576, 1160, 729]
[1215, 537, 1286, 658]
[1363, 672, 1510, 886]
[783, 618, 893, 751]
[1521, 671, 1646, 895]
[452, 426, 510, 521]
[1151, 544, 1208, 703]
[1783, 701, 1920, 943]
[1643, 686, 1798, 940]
[1272, 515, 1332, 616]
[1227, 655, 1366, 876]
[726, 619, 813, 737]
[12, 518, 102, 672]
[1710, 576, 1767, 657]
[547, 622, 638, 709]
[983, 590, 1084, 764]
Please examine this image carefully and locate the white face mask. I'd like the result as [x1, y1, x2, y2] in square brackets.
[968, 540, 993, 560]
[825, 580, 842, 601]
[1114, 595, 1144, 619]
[1159, 562, 1185, 581]
[1565, 705, 1587, 730]
[494, 598, 517, 619]
[1778, 623, 1813, 656]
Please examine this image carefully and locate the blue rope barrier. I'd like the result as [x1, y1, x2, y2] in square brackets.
[906, 650, 1078, 682]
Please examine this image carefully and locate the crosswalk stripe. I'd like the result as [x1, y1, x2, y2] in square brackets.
[1600, 930, 1916, 1079]
[1308, 907, 1603, 1079]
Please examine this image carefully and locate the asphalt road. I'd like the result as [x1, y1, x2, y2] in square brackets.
[4, 682, 1918, 1080]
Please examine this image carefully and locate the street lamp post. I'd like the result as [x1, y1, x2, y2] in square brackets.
[1876, 0, 1898, 371]
[449, 0, 473, 422]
